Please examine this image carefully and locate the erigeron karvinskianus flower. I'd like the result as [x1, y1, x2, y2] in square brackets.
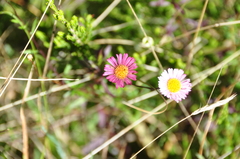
[158, 68, 192, 102]
[103, 53, 137, 88]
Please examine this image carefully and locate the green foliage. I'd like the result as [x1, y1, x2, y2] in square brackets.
[0, 11, 24, 29]
[47, 0, 95, 67]
[36, 30, 50, 48]
[43, 128, 68, 158]
[217, 104, 229, 124]
[49, 0, 93, 46]
[1, 0, 240, 158]
[53, 14, 93, 47]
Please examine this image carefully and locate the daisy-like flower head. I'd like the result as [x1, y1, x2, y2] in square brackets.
[103, 53, 137, 88]
[158, 68, 192, 103]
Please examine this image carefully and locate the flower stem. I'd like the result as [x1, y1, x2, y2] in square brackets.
[132, 84, 156, 90]
[135, 79, 169, 106]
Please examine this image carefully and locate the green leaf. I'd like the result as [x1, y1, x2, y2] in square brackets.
[46, 132, 68, 159]
[63, 64, 72, 75]
[36, 31, 50, 48]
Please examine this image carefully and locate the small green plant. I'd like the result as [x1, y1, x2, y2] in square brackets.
[48, 0, 94, 61]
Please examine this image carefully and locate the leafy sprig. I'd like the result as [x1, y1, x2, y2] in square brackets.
[48, 0, 93, 48]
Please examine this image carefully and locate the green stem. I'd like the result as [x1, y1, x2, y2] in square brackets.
[136, 79, 168, 105]
[132, 84, 156, 90]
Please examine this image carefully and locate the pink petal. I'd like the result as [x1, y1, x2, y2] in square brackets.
[122, 53, 129, 65]
[106, 75, 117, 82]
[124, 78, 132, 85]
[103, 71, 113, 76]
[104, 64, 114, 72]
[116, 79, 125, 88]
[107, 57, 118, 67]
[127, 74, 137, 81]
[104, 53, 137, 88]
[124, 57, 132, 66]
[125, 57, 135, 66]
[129, 70, 137, 74]
[128, 63, 138, 70]
[117, 54, 123, 65]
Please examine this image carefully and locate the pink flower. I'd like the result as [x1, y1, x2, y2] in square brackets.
[103, 53, 137, 88]
[158, 68, 192, 102]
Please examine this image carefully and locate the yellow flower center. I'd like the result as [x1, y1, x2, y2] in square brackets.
[167, 78, 181, 93]
[114, 65, 129, 79]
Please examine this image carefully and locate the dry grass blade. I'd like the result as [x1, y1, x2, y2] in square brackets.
[126, 0, 163, 71]
[0, 77, 78, 81]
[42, 0, 61, 78]
[20, 107, 28, 159]
[191, 94, 237, 115]
[20, 62, 35, 159]
[187, 0, 209, 69]
[179, 102, 198, 131]
[218, 144, 240, 159]
[192, 50, 240, 87]
[92, 39, 135, 45]
[130, 94, 237, 158]
[127, 91, 158, 104]
[0, 76, 91, 111]
[92, 22, 135, 36]
[0, 0, 53, 98]
[92, 0, 121, 27]
[164, 20, 240, 45]
[122, 101, 168, 115]
[82, 99, 172, 159]
[84, 48, 240, 158]
[2, 0, 240, 158]
[185, 68, 223, 159]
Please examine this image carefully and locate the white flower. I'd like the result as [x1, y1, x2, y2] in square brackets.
[158, 68, 192, 102]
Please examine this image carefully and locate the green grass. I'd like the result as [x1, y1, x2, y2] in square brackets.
[0, 0, 240, 158]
